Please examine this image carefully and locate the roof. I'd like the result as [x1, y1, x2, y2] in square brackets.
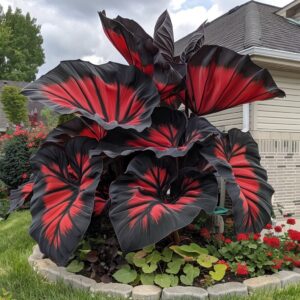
[174, 1, 300, 56]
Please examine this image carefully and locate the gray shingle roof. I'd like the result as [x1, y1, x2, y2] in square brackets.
[174, 1, 300, 56]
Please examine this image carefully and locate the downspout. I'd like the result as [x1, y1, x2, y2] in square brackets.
[242, 103, 250, 132]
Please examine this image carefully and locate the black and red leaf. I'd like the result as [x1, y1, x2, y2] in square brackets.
[154, 10, 174, 63]
[8, 179, 34, 214]
[30, 137, 102, 266]
[186, 45, 285, 116]
[22, 61, 160, 132]
[109, 153, 218, 251]
[97, 107, 218, 158]
[99, 11, 155, 75]
[46, 117, 107, 145]
[199, 129, 274, 233]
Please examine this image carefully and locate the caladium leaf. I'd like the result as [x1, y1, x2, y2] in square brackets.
[8, 179, 34, 214]
[199, 128, 274, 233]
[97, 107, 218, 158]
[99, 11, 156, 75]
[22, 61, 160, 132]
[109, 153, 218, 251]
[46, 117, 107, 144]
[154, 10, 174, 62]
[30, 137, 102, 266]
[185, 45, 285, 116]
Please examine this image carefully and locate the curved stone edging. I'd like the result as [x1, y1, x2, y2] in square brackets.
[29, 245, 300, 299]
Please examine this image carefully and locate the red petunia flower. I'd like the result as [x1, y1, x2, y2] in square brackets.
[293, 260, 300, 268]
[264, 224, 273, 230]
[236, 263, 249, 276]
[253, 233, 261, 241]
[263, 236, 280, 248]
[288, 229, 300, 242]
[287, 218, 296, 225]
[283, 255, 293, 262]
[200, 227, 211, 239]
[237, 233, 249, 241]
[224, 238, 232, 244]
[284, 241, 297, 251]
[272, 259, 283, 270]
[274, 226, 282, 233]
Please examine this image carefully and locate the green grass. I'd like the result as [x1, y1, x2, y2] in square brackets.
[1, 211, 300, 300]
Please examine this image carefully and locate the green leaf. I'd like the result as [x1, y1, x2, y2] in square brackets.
[170, 245, 197, 261]
[154, 274, 172, 288]
[161, 247, 173, 262]
[209, 264, 227, 281]
[125, 252, 135, 265]
[197, 254, 219, 268]
[66, 260, 84, 273]
[146, 250, 161, 264]
[133, 251, 147, 267]
[143, 244, 155, 253]
[113, 267, 137, 284]
[166, 257, 184, 274]
[142, 263, 157, 273]
[180, 243, 209, 255]
[180, 264, 200, 286]
[140, 273, 155, 285]
[170, 275, 179, 287]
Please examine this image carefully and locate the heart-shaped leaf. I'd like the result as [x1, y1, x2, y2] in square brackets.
[146, 250, 161, 264]
[161, 247, 173, 262]
[197, 254, 219, 268]
[209, 264, 227, 281]
[180, 264, 200, 285]
[66, 260, 84, 273]
[166, 256, 184, 274]
[154, 274, 173, 288]
[125, 252, 135, 265]
[142, 263, 158, 273]
[113, 266, 137, 284]
[140, 273, 155, 285]
[143, 244, 155, 253]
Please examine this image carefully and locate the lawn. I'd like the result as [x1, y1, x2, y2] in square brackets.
[1, 211, 300, 300]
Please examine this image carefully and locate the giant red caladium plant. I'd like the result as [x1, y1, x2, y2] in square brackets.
[11, 11, 284, 266]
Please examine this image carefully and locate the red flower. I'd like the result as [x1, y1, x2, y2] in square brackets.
[283, 255, 293, 262]
[288, 229, 300, 242]
[266, 251, 273, 257]
[224, 238, 232, 244]
[284, 241, 297, 251]
[274, 226, 282, 233]
[218, 260, 230, 270]
[287, 218, 296, 225]
[263, 236, 280, 248]
[272, 259, 283, 270]
[264, 224, 273, 230]
[200, 228, 211, 239]
[236, 233, 249, 241]
[236, 263, 249, 276]
[293, 260, 300, 268]
[253, 233, 261, 241]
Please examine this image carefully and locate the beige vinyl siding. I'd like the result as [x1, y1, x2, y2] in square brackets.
[253, 69, 300, 132]
[204, 105, 243, 131]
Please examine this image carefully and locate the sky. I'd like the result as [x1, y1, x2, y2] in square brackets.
[1, 0, 292, 77]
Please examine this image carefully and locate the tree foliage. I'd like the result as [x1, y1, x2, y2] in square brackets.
[0, 5, 44, 81]
[0, 85, 28, 125]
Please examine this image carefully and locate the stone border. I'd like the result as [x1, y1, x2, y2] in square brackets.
[29, 245, 300, 299]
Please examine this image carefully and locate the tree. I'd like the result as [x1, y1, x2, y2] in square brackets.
[0, 5, 44, 82]
[0, 86, 28, 124]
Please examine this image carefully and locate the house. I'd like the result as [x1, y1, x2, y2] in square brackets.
[0, 80, 44, 130]
[175, 0, 300, 218]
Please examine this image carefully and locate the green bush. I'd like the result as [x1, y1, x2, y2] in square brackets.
[0, 134, 31, 189]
